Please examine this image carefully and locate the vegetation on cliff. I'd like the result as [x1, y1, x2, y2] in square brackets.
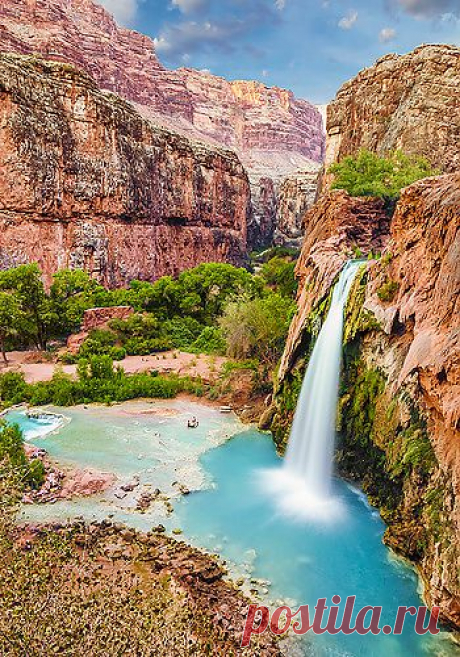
[329, 150, 438, 199]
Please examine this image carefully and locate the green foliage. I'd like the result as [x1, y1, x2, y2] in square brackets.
[190, 326, 226, 355]
[163, 316, 204, 351]
[49, 269, 105, 335]
[0, 263, 56, 350]
[259, 256, 298, 298]
[0, 421, 45, 489]
[0, 260, 291, 364]
[0, 292, 25, 362]
[219, 291, 295, 366]
[377, 279, 400, 302]
[78, 329, 117, 358]
[133, 263, 262, 325]
[329, 149, 438, 199]
[0, 356, 202, 408]
[0, 372, 28, 406]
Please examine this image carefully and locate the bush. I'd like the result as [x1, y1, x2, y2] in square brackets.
[123, 337, 171, 356]
[78, 329, 117, 359]
[0, 372, 28, 405]
[260, 256, 298, 298]
[110, 346, 126, 361]
[329, 149, 438, 199]
[0, 422, 45, 489]
[0, 356, 201, 408]
[164, 317, 204, 351]
[377, 280, 400, 302]
[190, 326, 226, 355]
[220, 292, 295, 366]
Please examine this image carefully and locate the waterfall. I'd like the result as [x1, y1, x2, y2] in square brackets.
[259, 260, 363, 522]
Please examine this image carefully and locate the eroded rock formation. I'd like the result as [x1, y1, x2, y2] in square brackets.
[326, 44, 460, 173]
[274, 174, 460, 627]
[274, 170, 321, 248]
[278, 190, 391, 380]
[0, 0, 325, 247]
[0, 53, 250, 287]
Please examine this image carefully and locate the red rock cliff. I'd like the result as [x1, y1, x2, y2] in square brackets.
[276, 174, 460, 627]
[0, 53, 250, 287]
[325, 45, 460, 173]
[0, 0, 325, 247]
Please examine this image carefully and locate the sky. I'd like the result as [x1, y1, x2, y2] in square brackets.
[98, 0, 460, 103]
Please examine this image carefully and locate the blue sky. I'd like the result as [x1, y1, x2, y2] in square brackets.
[98, 0, 460, 103]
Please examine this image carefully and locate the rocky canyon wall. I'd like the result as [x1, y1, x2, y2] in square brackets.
[0, 53, 250, 287]
[326, 45, 460, 173]
[273, 175, 460, 628]
[0, 0, 325, 248]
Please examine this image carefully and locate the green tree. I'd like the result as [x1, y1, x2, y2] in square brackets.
[143, 264, 263, 323]
[219, 292, 295, 366]
[0, 264, 56, 350]
[0, 292, 24, 362]
[0, 421, 45, 489]
[260, 256, 298, 298]
[50, 269, 104, 334]
[329, 149, 438, 199]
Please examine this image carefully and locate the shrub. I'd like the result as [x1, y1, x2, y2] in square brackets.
[78, 329, 117, 359]
[164, 317, 204, 351]
[260, 257, 298, 298]
[329, 149, 438, 199]
[0, 422, 45, 489]
[0, 372, 29, 405]
[190, 327, 226, 355]
[377, 280, 399, 302]
[220, 292, 295, 366]
[123, 337, 171, 356]
[110, 346, 126, 361]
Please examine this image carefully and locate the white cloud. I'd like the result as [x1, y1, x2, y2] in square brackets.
[379, 27, 397, 41]
[97, 0, 139, 26]
[153, 19, 244, 56]
[171, 0, 208, 14]
[338, 10, 358, 29]
[275, 0, 286, 9]
[394, 0, 460, 18]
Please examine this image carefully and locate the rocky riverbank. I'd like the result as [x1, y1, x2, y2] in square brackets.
[3, 517, 281, 655]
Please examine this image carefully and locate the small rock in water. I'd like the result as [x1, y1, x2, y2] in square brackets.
[121, 480, 140, 492]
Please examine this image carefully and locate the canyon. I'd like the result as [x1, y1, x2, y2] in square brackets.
[326, 44, 460, 173]
[0, 0, 459, 638]
[0, 53, 250, 286]
[0, 0, 324, 249]
[270, 42, 460, 634]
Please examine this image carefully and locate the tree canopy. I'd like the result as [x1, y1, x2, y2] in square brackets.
[329, 149, 438, 199]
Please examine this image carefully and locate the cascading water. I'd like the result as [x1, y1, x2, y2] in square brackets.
[259, 260, 363, 522]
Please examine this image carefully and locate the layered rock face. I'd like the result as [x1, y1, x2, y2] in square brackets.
[274, 170, 320, 248]
[326, 45, 460, 173]
[274, 175, 460, 627]
[0, 0, 325, 247]
[0, 53, 250, 287]
[278, 190, 391, 380]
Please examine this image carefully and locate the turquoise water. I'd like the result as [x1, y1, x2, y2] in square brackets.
[5, 406, 457, 656]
